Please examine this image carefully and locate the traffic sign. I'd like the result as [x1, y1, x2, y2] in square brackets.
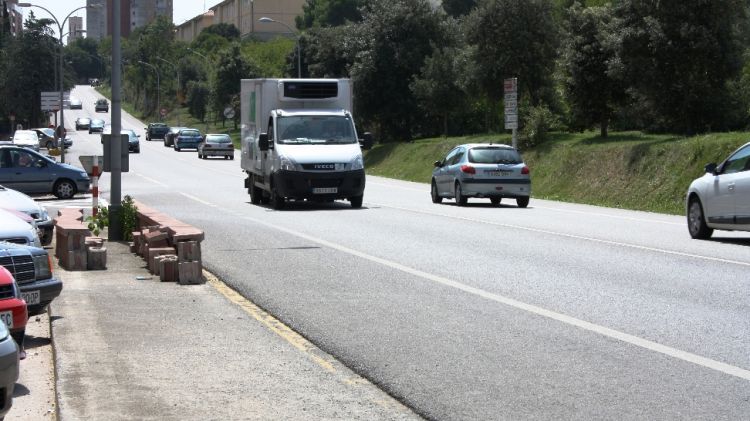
[504, 78, 517, 94]
[223, 106, 235, 119]
[504, 114, 518, 130]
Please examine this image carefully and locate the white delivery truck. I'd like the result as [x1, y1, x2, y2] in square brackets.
[240, 78, 373, 209]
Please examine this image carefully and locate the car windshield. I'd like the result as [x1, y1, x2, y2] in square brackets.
[78, 118, 90, 123]
[37, 128, 54, 137]
[206, 135, 231, 144]
[91, 120, 104, 125]
[468, 147, 522, 164]
[151, 124, 167, 128]
[180, 130, 200, 137]
[277, 115, 357, 145]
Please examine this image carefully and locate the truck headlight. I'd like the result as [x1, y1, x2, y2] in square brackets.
[351, 155, 364, 171]
[279, 155, 298, 171]
[34, 254, 52, 279]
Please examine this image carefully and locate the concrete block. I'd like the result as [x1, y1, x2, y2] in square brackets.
[86, 247, 107, 270]
[147, 247, 176, 273]
[65, 250, 87, 271]
[177, 241, 201, 263]
[158, 256, 179, 282]
[178, 261, 203, 285]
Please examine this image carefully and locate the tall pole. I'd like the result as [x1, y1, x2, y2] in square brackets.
[110, 0, 123, 241]
[139, 61, 160, 119]
[156, 57, 179, 125]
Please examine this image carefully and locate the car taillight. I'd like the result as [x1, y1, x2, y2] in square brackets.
[521, 166, 530, 175]
[460, 165, 476, 174]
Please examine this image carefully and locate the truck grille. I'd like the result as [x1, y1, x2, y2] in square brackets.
[310, 178, 342, 188]
[0, 255, 35, 284]
[0, 238, 29, 246]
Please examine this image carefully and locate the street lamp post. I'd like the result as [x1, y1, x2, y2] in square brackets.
[18, 3, 101, 163]
[156, 56, 180, 125]
[138, 61, 160, 120]
[258, 17, 301, 78]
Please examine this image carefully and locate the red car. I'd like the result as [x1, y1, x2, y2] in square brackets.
[0, 267, 27, 354]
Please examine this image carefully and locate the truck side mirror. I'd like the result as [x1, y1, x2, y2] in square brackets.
[258, 133, 270, 151]
[359, 132, 374, 150]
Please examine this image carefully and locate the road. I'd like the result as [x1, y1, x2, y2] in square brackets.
[61, 85, 750, 420]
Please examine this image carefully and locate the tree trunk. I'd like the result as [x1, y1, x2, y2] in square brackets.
[443, 114, 448, 137]
[600, 118, 608, 138]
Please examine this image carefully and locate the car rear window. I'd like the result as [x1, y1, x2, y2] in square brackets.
[181, 130, 200, 137]
[206, 135, 231, 143]
[468, 147, 521, 164]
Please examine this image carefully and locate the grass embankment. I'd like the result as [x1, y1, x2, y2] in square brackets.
[364, 131, 749, 215]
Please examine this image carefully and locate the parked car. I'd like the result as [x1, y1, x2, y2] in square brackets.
[0, 208, 41, 247]
[0, 321, 19, 419]
[198, 134, 234, 160]
[686, 141, 750, 239]
[0, 145, 90, 199]
[431, 143, 531, 207]
[174, 128, 202, 151]
[164, 126, 185, 147]
[75, 117, 91, 130]
[69, 98, 82, 109]
[145, 123, 169, 141]
[9, 130, 40, 152]
[95, 98, 109, 113]
[0, 185, 53, 245]
[31, 128, 71, 150]
[0, 240, 62, 316]
[89, 119, 105, 134]
[0, 266, 28, 358]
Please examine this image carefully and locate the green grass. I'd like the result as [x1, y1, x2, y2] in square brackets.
[365, 131, 749, 215]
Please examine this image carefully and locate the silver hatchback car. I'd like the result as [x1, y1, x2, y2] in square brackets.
[431, 143, 531, 207]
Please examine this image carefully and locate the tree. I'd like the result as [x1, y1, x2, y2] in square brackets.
[560, 3, 624, 137]
[296, 0, 363, 29]
[612, 0, 748, 133]
[442, 0, 478, 17]
[464, 0, 560, 130]
[411, 44, 467, 136]
[303, 25, 360, 78]
[350, 0, 451, 141]
[212, 43, 260, 127]
[186, 81, 209, 122]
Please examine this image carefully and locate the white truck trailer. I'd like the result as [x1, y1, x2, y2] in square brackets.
[240, 78, 373, 209]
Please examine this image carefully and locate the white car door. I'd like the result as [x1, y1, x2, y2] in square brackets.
[707, 144, 750, 227]
[728, 145, 750, 229]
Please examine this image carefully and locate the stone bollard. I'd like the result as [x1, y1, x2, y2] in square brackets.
[177, 241, 203, 285]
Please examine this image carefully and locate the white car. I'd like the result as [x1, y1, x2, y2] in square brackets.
[0, 208, 42, 247]
[0, 185, 53, 245]
[10, 130, 40, 152]
[686, 141, 750, 239]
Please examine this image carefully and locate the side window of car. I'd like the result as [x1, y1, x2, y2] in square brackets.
[0, 150, 10, 168]
[443, 148, 458, 166]
[722, 145, 750, 174]
[452, 148, 466, 165]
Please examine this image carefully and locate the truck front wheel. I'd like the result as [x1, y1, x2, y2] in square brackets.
[249, 175, 262, 205]
[270, 187, 285, 210]
[350, 195, 363, 208]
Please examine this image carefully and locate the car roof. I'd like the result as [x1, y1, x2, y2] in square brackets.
[459, 143, 516, 150]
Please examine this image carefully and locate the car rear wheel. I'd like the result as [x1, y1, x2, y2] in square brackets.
[516, 196, 530, 208]
[431, 180, 442, 204]
[688, 198, 713, 239]
[454, 182, 467, 206]
[490, 197, 501, 206]
[53, 179, 76, 199]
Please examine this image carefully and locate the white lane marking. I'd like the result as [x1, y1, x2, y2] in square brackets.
[177, 193, 750, 381]
[180, 192, 216, 207]
[133, 172, 169, 187]
[367, 180, 682, 225]
[369, 202, 750, 268]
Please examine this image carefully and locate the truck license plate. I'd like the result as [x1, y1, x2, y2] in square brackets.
[313, 187, 338, 194]
[22, 290, 40, 305]
[0, 311, 12, 328]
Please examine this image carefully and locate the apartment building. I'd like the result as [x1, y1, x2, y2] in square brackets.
[176, 0, 304, 43]
[1, 0, 23, 37]
[87, 0, 172, 40]
[68, 16, 84, 41]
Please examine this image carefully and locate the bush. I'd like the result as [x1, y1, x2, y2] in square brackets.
[521, 104, 559, 149]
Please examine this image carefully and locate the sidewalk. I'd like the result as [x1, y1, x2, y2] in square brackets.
[16, 239, 421, 420]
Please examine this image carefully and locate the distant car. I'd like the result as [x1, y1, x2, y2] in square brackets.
[75, 117, 91, 130]
[0, 145, 90, 199]
[198, 134, 234, 160]
[431, 143, 531, 207]
[69, 98, 82, 109]
[174, 128, 202, 151]
[145, 123, 169, 141]
[94, 98, 109, 113]
[10, 130, 40, 152]
[164, 126, 185, 147]
[89, 119, 105, 134]
[0, 320, 19, 420]
[0, 185, 54, 245]
[686, 141, 750, 239]
[102, 127, 140, 153]
[0, 240, 62, 316]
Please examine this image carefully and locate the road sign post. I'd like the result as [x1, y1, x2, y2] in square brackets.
[504, 78, 518, 149]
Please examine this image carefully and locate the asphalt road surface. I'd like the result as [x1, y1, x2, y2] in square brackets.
[63, 85, 750, 420]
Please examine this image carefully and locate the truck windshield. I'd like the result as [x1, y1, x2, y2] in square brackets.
[277, 116, 357, 145]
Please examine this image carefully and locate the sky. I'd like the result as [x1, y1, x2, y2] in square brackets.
[19, 0, 224, 38]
